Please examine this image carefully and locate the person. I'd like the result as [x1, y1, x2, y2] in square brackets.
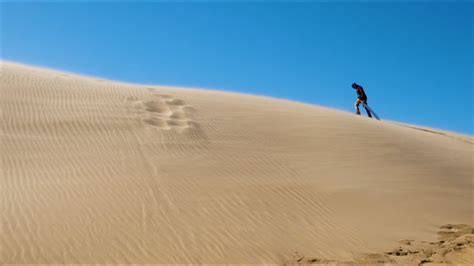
[352, 82, 372, 118]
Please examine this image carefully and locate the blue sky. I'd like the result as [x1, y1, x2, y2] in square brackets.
[2, 2, 473, 134]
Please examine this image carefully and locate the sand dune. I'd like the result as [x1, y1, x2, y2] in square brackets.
[1, 61, 472, 264]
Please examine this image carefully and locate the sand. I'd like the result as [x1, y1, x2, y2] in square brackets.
[1, 61, 472, 264]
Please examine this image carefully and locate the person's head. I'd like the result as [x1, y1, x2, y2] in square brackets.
[352, 82, 358, 89]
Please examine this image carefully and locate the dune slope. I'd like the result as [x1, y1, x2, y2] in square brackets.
[1, 62, 472, 264]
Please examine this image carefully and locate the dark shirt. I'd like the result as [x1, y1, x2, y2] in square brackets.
[355, 86, 367, 101]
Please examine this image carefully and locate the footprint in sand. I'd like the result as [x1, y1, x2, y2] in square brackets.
[143, 117, 167, 128]
[167, 119, 188, 127]
[127, 89, 202, 136]
[143, 101, 171, 115]
[153, 94, 174, 99]
[166, 98, 186, 106]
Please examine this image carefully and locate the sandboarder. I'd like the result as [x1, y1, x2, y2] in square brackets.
[351, 82, 372, 118]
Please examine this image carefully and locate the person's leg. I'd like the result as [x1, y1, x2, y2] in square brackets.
[354, 99, 361, 115]
[363, 100, 372, 118]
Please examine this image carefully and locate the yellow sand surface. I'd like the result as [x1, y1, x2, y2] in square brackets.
[1, 62, 472, 264]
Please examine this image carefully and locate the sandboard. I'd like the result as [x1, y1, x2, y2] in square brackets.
[362, 103, 380, 120]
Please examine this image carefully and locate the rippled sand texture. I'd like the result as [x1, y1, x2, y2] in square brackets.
[1, 62, 472, 264]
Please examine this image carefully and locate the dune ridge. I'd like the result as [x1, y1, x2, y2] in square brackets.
[1, 61, 472, 264]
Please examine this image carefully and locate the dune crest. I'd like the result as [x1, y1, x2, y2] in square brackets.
[1, 61, 472, 264]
